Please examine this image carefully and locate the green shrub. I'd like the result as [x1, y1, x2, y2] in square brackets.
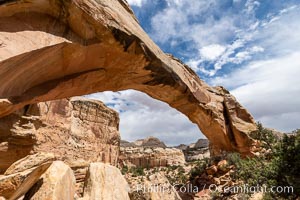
[189, 158, 210, 180]
[121, 165, 128, 175]
[228, 124, 300, 199]
[130, 167, 145, 177]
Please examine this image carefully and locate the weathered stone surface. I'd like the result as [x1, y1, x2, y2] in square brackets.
[181, 139, 210, 161]
[25, 161, 76, 200]
[120, 146, 185, 168]
[0, 162, 51, 199]
[0, 97, 120, 173]
[194, 139, 209, 149]
[133, 137, 167, 148]
[0, 0, 257, 155]
[129, 172, 182, 200]
[4, 152, 55, 175]
[82, 162, 130, 200]
[146, 173, 182, 200]
[185, 148, 210, 162]
[0, 114, 39, 173]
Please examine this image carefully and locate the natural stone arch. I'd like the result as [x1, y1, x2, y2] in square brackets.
[0, 0, 257, 155]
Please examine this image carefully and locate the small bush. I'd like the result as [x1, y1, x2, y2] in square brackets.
[228, 124, 300, 199]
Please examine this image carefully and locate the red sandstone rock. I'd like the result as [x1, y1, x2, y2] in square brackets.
[0, 0, 257, 155]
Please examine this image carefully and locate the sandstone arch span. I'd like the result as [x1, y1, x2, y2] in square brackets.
[0, 0, 257, 155]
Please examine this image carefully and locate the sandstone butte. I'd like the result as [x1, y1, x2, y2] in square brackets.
[0, 0, 258, 155]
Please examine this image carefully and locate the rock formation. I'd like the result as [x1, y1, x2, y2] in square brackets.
[0, 0, 257, 155]
[82, 162, 130, 200]
[129, 172, 182, 200]
[0, 97, 120, 173]
[25, 161, 76, 200]
[120, 146, 185, 168]
[178, 139, 210, 162]
[133, 137, 167, 148]
[0, 160, 52, 200]
[0, 155, 131, 200]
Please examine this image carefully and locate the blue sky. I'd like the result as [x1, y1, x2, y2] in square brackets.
[88, 0, 300, 146]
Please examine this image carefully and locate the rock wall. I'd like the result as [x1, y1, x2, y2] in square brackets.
[0, 97, 120, 174]
[0, 0, 258, 155]
[119, 147, 185, 168]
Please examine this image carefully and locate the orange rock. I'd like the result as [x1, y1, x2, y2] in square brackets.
[217, 160, 228, 172]
[0, 97, 120, 173]
[206, 165, 218, 175]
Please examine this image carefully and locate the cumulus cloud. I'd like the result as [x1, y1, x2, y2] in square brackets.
[149, 1, 300, 77]
[199, 44, 226, 61]
[126, 0, 146, 7]
[85, 1, 300, 145]
[86, 90, 203, 146]
[209, 5, 300, 132]
[211, 52, 300, 132]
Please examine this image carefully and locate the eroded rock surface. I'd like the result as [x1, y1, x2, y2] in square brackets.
[119, 146, 185, 168]
[0, 97, 120, 173]
[0, 0, 257, 155]
[129, 172, 182, 200]
[133, 137, 167, 148]
[0, 162, 51, 199]
[25, 161, 76, 200]
[120, 138, 185, 168]
[82, 162, 130, 200]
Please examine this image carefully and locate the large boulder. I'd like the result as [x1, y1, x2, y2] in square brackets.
[0, 162, 51, 199]
[25, 161, 76, 200]
[129, 172, 182, 200]
[4, 152, 55, 175]
[82, 162, 130, 200]
[0, 97, 120, 173]
[0, 0, 257, 155]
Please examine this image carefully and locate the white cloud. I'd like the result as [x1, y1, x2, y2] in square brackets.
[149, 0, 300, 77]
[199, 44, 226, 61]
[211, 52, 300, 132]
[244, 0, 260, 14]
[86, 90, 203, 146]
[126, 0, 146, 7]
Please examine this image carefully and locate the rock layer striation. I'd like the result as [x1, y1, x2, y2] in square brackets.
[0, 97, 120, 173]
[0, 0, 257, 154]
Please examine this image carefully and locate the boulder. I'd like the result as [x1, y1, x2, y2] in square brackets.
[217, 160, 229, 172]
[146, 173, 182, 200]
[4, 152, 55, 175]
[82, 162, 130, 200]
[0, 162, 51, 199]
[0, 0, 257, 155]
[25, 161, 76, 200]
[206, 165, 218, 175]
[132, 172, 182, 200]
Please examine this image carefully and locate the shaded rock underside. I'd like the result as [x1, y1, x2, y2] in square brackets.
[0, 0, 257, 154]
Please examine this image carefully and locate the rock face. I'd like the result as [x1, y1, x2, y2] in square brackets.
[25, 161, 76, 200]
[194, 139, 209, 149]
[0, 162, 51, 199]
[133, 137, 167, 148]
[4, 152, 55, 175]
[181, 139, 210, 162]
[120, 146, 185, 168]
[0, 0, 257, 155]
[82, 162, 130, 200]
[129, 172, 182, 200]
[0, 97, 120, 173]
